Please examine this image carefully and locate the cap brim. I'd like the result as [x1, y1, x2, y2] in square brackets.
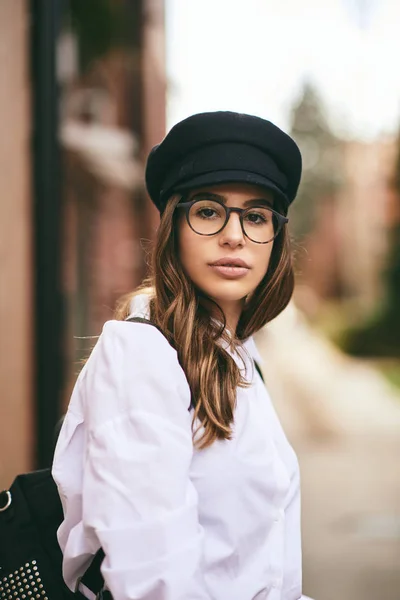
[173, 170, 289, 206]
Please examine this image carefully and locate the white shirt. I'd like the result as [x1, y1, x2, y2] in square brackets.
[52, 296, 309, 600]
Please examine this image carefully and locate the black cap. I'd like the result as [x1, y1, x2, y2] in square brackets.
[145, 111, 302, 213]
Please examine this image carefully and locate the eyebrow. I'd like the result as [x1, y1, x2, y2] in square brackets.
[189, 191, 274, 208]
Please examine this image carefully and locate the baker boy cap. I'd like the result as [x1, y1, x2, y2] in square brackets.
[145, 111, 302, 213]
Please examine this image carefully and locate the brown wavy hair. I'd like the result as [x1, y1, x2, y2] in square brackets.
[115, 194, 294, 448]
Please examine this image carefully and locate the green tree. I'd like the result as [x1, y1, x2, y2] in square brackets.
[289, 82, 343, 242]
[345, 128, 400, 356]
[386, 129, 400, 320]
[68, 0, 125, 72]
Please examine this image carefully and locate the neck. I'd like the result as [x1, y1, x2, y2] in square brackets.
[213, 298, 245, 334]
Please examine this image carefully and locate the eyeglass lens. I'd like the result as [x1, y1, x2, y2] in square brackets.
[188, 200, 278, 243]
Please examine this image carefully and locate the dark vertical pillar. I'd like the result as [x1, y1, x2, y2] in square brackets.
[123, 0, 144, 141]
[30, 0, 65, 467]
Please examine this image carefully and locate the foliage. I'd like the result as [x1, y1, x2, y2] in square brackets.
[344, 129, 400, 357]
[289, 82, 343, 241]
[376, 360, 400, 391]
[68, 0, 125, 72]
[339, 308, 400, 357]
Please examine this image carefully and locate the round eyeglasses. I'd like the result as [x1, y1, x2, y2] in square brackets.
[176, 198, 288, 244]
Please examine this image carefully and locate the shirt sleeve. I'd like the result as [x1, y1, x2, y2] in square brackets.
[81, 320, 204, 600]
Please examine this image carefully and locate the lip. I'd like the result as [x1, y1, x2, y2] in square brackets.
[209, 258, 251, 268]
[208, 258, 251, 280]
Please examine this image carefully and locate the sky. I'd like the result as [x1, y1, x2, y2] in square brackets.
[166, 0, 400, 140]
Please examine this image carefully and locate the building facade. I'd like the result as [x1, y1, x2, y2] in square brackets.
[0, 0, 166, 486]
[0, 0, 33, 488]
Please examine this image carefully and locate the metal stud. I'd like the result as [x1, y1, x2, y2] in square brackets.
[0, 561, 47, 600]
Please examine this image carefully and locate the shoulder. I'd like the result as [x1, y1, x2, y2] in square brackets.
[82, 320, 191, 429]
[94, 319, 184, 380]
[101, 319, 175, 361]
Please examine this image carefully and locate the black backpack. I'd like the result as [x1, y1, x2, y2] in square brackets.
[0, 318, 154, 600]
[0, 468, 106, 600]
[0, 317, 264, 600]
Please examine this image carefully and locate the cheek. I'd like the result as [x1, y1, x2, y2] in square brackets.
[253, 244, 273, 280]
[178, 219, 204, 279]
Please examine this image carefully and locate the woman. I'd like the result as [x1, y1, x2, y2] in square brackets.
[53, 111, 312, 600]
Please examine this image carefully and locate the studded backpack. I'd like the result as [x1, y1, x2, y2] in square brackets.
[0, 318, 172, 600]
[0, 468, 106, 600]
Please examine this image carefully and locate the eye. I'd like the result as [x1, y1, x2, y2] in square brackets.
[197, 207, 218, 219]
[191, 200, 225, 220]
[244, 209, 270, 225]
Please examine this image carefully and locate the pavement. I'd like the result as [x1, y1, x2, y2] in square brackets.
[255, 304, 400, 600]
[295, 433, 400, 600]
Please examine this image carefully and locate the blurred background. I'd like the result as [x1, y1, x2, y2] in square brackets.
[1, 1, 399, 599]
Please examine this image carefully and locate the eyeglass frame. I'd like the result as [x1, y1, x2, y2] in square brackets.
[176, 197, 289, 244]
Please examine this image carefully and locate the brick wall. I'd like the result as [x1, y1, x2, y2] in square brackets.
[0, 0, 33, 486]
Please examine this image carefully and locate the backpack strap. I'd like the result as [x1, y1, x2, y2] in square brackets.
[126, 315, 163, 331]
[77, 548, 105, 597]
[254, 360, 264, 382]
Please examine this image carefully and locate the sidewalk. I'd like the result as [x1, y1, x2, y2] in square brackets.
[297, 432, 400, 600]
[255, 304, 400, 600]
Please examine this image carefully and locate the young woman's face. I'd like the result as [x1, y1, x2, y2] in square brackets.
[177, 182, 276, 322]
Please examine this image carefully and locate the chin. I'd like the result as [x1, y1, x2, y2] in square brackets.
[202, 283, 250, 304]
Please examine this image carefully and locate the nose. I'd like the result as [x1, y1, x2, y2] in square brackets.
[219, 211, 245, 247]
